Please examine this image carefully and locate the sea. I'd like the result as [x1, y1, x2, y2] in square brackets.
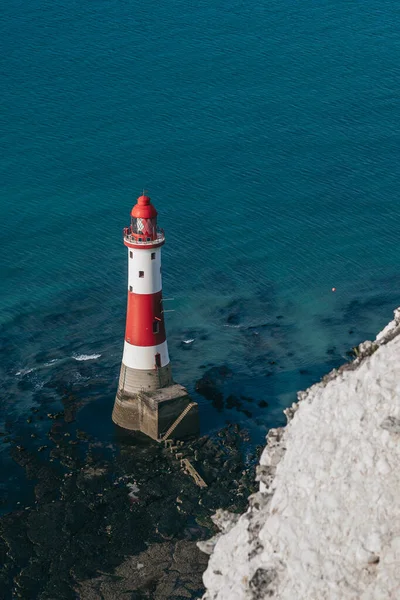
[1, 0, 400, 517]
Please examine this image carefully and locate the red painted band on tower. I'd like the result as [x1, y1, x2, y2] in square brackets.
[125, 290, 166, 347]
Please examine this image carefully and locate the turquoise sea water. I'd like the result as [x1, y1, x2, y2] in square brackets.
[1, 0, 400, 510]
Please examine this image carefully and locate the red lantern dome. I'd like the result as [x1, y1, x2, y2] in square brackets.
[131, 195, 158, 219]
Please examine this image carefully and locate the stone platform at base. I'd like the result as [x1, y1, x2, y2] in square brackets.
[112, 383, 199, 441]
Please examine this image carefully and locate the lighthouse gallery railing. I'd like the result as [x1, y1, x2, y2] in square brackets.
[123, 227, 165, 246]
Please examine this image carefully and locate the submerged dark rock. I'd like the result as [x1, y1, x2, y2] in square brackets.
[224, 396, 253, 418]
[226, 395, 242, 410]
[240, 395, 254, 403]
[218, 299, 244, 326]
[227, 312, 240, 325]
[195, 365, 233, 411]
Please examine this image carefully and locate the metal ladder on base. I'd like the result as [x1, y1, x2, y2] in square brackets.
[160, 402, 196, 442]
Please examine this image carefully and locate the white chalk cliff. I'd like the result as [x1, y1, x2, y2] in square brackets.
[200, 309, 400, 600]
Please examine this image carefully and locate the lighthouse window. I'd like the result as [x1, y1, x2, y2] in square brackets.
[153, 321, 159, 334]
[151, 252, 156, 260]
[129, 251, 133, 259]
[129, 286, 133, 292]
[139, 271, 144, 278]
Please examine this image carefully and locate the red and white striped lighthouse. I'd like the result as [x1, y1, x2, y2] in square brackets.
[112, 194, 199, 441]
[119, 194, 172, 391]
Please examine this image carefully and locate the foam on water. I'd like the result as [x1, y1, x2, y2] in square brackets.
[72, 354, 102, 362]
[44, 358, 62, 367]
[15, 368, 35, 377]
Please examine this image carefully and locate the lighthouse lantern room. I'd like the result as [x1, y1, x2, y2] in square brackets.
[112, 194, 199, 441]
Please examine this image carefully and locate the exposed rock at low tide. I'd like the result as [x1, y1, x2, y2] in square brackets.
[76, 540, 208, 599]
[0, 396, 258, 600]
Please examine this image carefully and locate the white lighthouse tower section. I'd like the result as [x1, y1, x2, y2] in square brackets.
[127, 247, 162, 294]
[122, 341, 170, 370]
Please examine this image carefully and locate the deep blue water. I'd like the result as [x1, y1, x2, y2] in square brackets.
[1, 0, 400, 512]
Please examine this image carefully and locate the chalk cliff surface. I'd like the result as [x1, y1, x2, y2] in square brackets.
[201, 309, 400, 600]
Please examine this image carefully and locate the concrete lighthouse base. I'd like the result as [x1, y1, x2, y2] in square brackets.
[112, 383, 199, 442]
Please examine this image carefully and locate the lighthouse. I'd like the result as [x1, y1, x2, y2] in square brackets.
[112, 194, 199, 441]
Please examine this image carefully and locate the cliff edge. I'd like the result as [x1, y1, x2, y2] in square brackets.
[200, 308, 400, 600]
